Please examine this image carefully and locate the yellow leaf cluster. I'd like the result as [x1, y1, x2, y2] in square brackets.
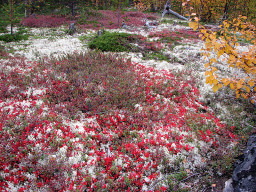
[134, 0, 150, 11]
[189, 21, 199, 31]
[190, 15, 256, 101]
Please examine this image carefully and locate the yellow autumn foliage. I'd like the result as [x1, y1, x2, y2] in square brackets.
[190, 16, 256, 103]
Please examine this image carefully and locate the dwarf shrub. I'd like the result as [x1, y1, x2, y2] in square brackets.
[44, 51, 147, 118]
[88, 31, 137, 52]
[88, 31, 163, 54]
[20, 15, 69, 28]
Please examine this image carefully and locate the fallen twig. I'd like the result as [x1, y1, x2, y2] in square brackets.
[202, 186, 211, 192]
[181, 173, 201, 182]
[245, 122, 256, 129]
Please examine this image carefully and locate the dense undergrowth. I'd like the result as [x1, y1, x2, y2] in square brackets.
[0, 8, 255, 192]
[19, 10, 158, 30]
[88, 31, 162, 53]
[0, 50, 242, 191]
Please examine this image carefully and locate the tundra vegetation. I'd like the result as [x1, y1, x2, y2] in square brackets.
[0, 0, 255, 191]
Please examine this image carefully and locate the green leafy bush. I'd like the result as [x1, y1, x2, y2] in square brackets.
[88, 31, 136, 52]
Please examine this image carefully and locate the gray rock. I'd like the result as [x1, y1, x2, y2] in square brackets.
[97, 29, 103, 37]
[121, 21, 127, 29]
[223, 179, 234, 192]
[232, 133, 256, 192]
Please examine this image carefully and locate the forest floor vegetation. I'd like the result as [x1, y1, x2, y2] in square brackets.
[0, 10, 255, 192]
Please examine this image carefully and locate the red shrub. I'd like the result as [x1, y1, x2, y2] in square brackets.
[21, 15, 70, 28]
[78, 10, 158, 30]
[20, 11, 158, 30]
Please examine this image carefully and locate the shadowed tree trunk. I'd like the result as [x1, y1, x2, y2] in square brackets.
[219, 0, 232, 22]
[199, 0, 204, 20]
[129, 0, 133, 6]
[10, 0, 14, 35]
[71, 0, 76, 17]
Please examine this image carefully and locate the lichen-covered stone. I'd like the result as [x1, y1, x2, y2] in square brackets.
[232, 133, 256, 192]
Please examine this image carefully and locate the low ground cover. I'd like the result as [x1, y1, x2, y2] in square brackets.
[20, 15, 69, 28]
[20, 10, 158, 31]
[0, 51, 241, 191]
[0, 9, 255, 192]
[88, 31, 162, 54]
